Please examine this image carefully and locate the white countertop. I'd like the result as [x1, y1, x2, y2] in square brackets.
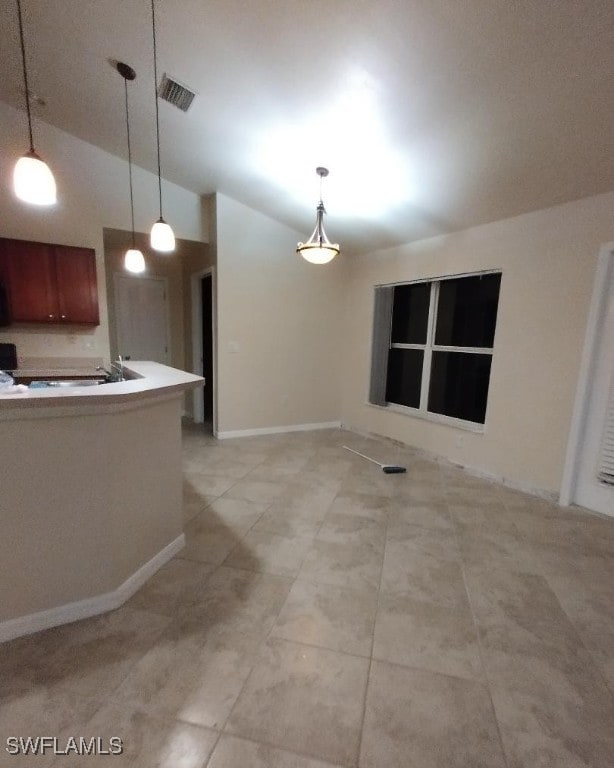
[0, 361, 204, 413]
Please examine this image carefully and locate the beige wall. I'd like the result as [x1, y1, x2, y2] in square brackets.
[341, 191, 614, 496]
[0, 101, 204, 365]
[215, 193, 347, 434]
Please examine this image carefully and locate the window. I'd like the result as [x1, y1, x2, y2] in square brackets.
[370, 272, 501, 426]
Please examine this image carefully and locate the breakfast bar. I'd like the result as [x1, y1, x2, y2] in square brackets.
[0, 361, 203, 642]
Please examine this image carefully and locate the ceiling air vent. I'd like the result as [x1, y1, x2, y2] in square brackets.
[157, 74, 196, 112]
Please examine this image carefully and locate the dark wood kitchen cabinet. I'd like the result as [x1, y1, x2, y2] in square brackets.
[0, 237, 99, 325]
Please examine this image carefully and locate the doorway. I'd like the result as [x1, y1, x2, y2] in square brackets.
[191, 267, 216, 433]
[561, 244, 614, 516]
[114, 274, 170, 363]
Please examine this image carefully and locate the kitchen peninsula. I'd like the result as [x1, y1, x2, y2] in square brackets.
[0, 361, 203, 642]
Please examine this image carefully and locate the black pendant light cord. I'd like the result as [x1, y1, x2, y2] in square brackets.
[16, 0, 34, 152]
[152, 0, 163, 219]
[124, 78, 136, 249]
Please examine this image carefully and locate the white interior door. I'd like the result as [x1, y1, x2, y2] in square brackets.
[574, 254, 614, 516]
[115, 275, 170, 363]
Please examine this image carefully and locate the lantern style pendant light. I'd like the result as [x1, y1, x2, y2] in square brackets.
[116, 61, 145, 274]
[13, 0, 57, 206]
[149, 0, 175, 252]
[296, 167, 340, 265]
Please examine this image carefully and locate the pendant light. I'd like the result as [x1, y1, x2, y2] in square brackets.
[149, 0, 175, 252]
[296, 167, 340, 265]
[12, 0, 57, 206]
[116, 61, 145, 274]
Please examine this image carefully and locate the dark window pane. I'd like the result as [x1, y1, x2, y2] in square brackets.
[435, 273, 501, 348]
[391, 282, 430, 344]
[428, 351, 492, 423]
[386, 348, 423, 408]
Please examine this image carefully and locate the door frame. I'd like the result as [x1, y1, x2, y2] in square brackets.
[560, 242, 614, 506]
[191, 266, 217, 433]
[113, 273, 171, 364]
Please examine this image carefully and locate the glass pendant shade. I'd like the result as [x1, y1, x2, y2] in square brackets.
[14, 0, 57, 208]
[297, 201, 340, 265]
[150, 217, 175, 252]
[297, 243, 339, 264]
[124, 248, 146, 273]
[13, 151, 57, 205]
[149, 0, 175, 253]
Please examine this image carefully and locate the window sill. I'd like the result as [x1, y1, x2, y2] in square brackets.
[365, 401, 485, 434]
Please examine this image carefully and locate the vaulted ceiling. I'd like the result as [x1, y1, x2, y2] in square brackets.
[1, 0, 614, 253]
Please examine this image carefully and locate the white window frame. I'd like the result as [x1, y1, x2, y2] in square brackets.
[371, 270, 500, 432]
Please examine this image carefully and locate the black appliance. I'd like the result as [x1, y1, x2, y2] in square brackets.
[0, 343, 17, 372]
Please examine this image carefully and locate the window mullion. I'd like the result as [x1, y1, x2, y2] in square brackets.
[432, 345, 494, 355]
[420, 282, 438, 410]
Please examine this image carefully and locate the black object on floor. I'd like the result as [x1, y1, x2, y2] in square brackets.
[343, 446, 407, 474]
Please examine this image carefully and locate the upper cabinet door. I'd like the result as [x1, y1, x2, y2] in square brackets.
[0, 238, 57, 322]
[54, 246, 99, 324]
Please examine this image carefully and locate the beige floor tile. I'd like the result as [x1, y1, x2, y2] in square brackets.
[338, 468, 398, 498]
[373, 593, 483, 681]
[325, 491, 391, 522]
[271, 579, 378, 656]
[299, 539, 384, 591]
[180, 516, 243, 565]
[449, 503, 519, 534]
[178, 566, 294, 644]
[316, 508, 386, 551]
[385, 522, 460, 561]
[183, 482, 217, 523]
[395, 481, 448, 504]
[52, 711, 218, 768]
[125, 559, 216, 617]
[184, 454, 256, 478]
[251, 505, 327, 539]
[201, 497, 269, 533]
[223, 479, 289, 504]
[463, 568, 586, 660]
[226, 638, 369, 766]
[184, 472, 238, 497]
[380, 546, 468, 605]
[490, 680, 614, 768]
[547, 572, 614, 694]
[208, 735, 339, 768]
[360, 661, 507, 768]
[224, 530, 313, 577]
[0, 607, 170, 737]
[109, 629, 257, 730]
[388, 500, 453, 531]
[458, 527, 540, 573]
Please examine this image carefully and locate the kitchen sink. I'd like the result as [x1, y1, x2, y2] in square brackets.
[28, 378, 107, 388]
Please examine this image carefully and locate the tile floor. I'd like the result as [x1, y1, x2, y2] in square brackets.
[2, 425, 614, 767]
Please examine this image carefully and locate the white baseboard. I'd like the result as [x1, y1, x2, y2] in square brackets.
[0, 534, 185, 644]
[216, 421, 341, 439]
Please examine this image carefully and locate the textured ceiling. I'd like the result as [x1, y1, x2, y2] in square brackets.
[1, 0, 614, 253]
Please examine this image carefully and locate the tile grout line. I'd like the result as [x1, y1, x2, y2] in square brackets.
[354, 486, 391, 768]
[457, 543, 511, 768]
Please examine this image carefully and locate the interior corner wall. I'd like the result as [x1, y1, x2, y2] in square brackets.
[0, 100, 203, 364]
[215, 193, 346, 434]
[340, 191, 614, 497]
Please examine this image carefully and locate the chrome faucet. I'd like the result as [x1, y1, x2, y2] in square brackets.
[96, 356, 125, 382]
[110, 355, 125, 381]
